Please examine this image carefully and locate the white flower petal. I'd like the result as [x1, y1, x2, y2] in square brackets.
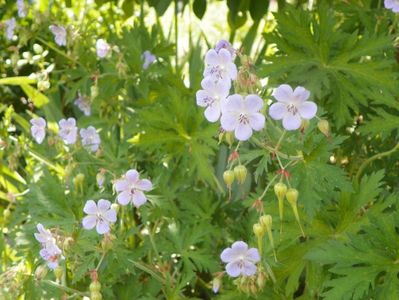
[204, 105, 221, 122]
[83, 200, 97, 214]
[220, 112, 238, 132]
[245, 94, 263, 113]
[235, 123, 253, 141]
[97, 199, 111, 213]
[293, 86, 310, 102]
[132, 190, 147, 208]
[114, 179, 129, 192]
[269, 102, 288, 120]
[117, 190, 131, 205]
[227, 63, 237, 80]
[126, 169, 139, 183]
[246, 248, 261, 262]
[104, 209, 117, 223]
[205, 49, 219, 65]
[218, 48, 232, 64]
[231, 241, 249, 252]
[196, 90, 210, 107]
[249, 113, 265, 131]
[220, 248, 235, 263]
[82, 215, 97, 230]
[298, 101, 317, 119]
[226, 262, 241, 277]
[200, 77, 214, 90]
[282, 114, 302, 131]
[272, 84, 293, 103]
[242, 261, 257, 276]
[224, 94, 243, 113]
[136, 179, 153, 191]
[96, 220, 110, 234]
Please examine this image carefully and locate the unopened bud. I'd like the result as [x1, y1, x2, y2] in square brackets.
[225, 131, 234, 147]
[111, 203, 119, 212]
[37, 80, 50, 91]
[223, 170, 235, 188]
[63, 237, 74, 250]
[286, 188, 298, 206]
[90, 291, 102, 300]
[3, 208, 11, 219]
[90, 281, 101, 293]
[91, 85, 99, 99]
[259, 215, 272, 230]
[33, 44, 43, 54]
[256, 269, 267, 289]
[212, 277, 221, 294]
[300, 119, 310, 131]
[253, 223, 264, 238]
[35, 265, 48, 280]
[233, 165, 247, 184]
[96, 171, 105, 188]
[317, 119, 330, 137]
[274, 182, 287, 200]
[73, 173, 85, 192]
[54, 266, 63, 280]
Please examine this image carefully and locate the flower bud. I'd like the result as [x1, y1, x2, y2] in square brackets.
[3, 208, 11, 219]
[96, 171, 105, 188]
[317, 119, 330, 137]
[73, 173, 85, 192]
[111, 203, 119, 212]
[225, 131, 234, 147]
[37, 80, 50, 91]
[35, 265, 48, 280]
[259, 215, 272, 230]
[63, 237, 74, 251]
[90, 291, 102, 300]
[212, 277, 221, 294]
[300, 119, 310, 131]
[274, 182, 287, 200]
[33, 44, 43, 54]
[256, 268, 267, 289]
[54, 266, 63, 280]
[223, 170, 235, 188]
[233, 165, 247, 184]
[90, 281, 101, 293]
[253, 223, 264, 238]
[286, 188, 298, 206]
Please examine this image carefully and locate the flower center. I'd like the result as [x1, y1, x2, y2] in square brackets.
[209, 66, 223, 79]
[287, 104, 298, 115]
[203, 96, 216, 107]
[238, 113, 249, 125]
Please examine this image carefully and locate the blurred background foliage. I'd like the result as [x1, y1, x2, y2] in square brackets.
[0, 0, 399, 299]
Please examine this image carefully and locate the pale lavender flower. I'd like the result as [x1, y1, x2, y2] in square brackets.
[196, 77, 230, 122]
[385, 0, 399, 12]
[5, 18, 16, 40]
[114, 169, 153, 207]
[49, 25, 67, 46]
[39, 243, 63, 270]
[74, 93, 91, 116]
[220, 94, 265, 141]
[212, 277, 221, 293]
[82, 199, 117, 234]
[269, 84, 317, 131]
[96, 170, 105, 188]
[58, 118, 78, 145]
[30, 117, 46, 144]
[96, 39, 111, 58]
[17, 0, 27, 18]
[34, 223, 55, 248]
[220, 241, 260, 277]
[80, 126, 101, 152]
[215, 39, 236, 60]
[142, 50, 156, 69]
[203, 48, 237, 82]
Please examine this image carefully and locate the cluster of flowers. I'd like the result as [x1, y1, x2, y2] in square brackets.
[30, 117, 101, 152]
[34, 224, 64, 270]
[82, 169, 153, 235]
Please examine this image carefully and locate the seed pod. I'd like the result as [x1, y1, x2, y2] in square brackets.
[300, 119, 310, 131]
[225, 131, 234, 147]
[212, 277, 221, 294]
[90, 281, 101, 293]
[259, 215, 272, 230]
[54, 266, 63, 280]
[35, 265, 48, 280]
[3, 208, 11, 219]
[253, 223, 264, 238]
[317, 119, 330, 137]
[223, 170, 235, 188]
[286, 188, 298, 206]
[63, 237, 74, 251]
[233, 165, 247, 184]
[274, 182, 287, 200]
[111, 203, 119, 213]
[90, 291, 102, 300]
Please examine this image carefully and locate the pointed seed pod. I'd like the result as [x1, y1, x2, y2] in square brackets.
[54, 266, 63, 280]
[253, 223, 265, 238]
[286, 188, 298, 206]
[317, 119, 330, 137]
[234, 165, 247, 184]
[225, 131, 234, 147]
[90, 281, 101, 293]
[259, 215, 272, 230]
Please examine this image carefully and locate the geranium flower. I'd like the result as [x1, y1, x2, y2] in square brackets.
[34, 223, 55, 248]
[215, 39, 236, 59]
[17, 0, 27, 18]
[74, 92, 91, 116]
[203, 48, 237, 82]
[114, 169, 153, 207]
[385, 0, 399, 12]
[220, 241, 260, 277]
[49, 25, 66, 46]
[220, 94, 265, 141]
[96, 39, 111, 58]
[58, 118, 78, 145]
[269, 84, 317, 131]
[82, 199, 117, 234]
[39, 243, 63, 270]
[80, 126, 101, 152]
[142, 50, 156, 69]
[196, 77, 230, 122]
[5, 18, 16, 40]
[30, 117, 46, 144]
